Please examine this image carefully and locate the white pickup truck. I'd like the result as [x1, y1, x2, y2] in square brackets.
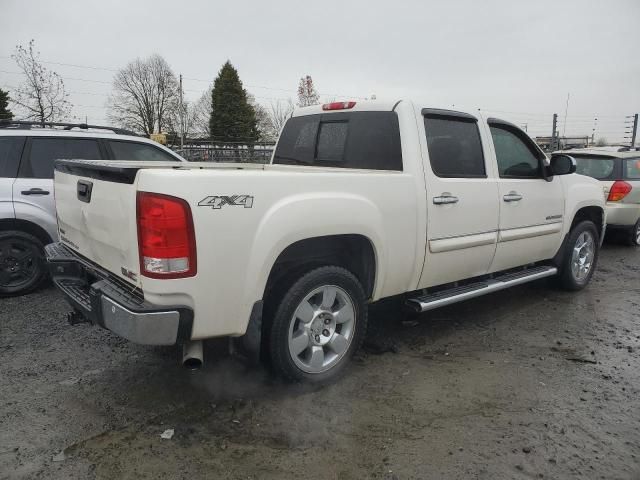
[46, 100, 606, 383]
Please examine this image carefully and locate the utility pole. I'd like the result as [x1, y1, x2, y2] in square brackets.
[562, 92, 570, 137]
[179, 74, 184, 151]
[551, 113, 558, 151]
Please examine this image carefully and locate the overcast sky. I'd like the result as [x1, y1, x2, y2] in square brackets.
[1, 0, 639, 141]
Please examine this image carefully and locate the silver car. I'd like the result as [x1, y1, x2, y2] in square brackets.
[560, 146, 640, 246]
[0, 121, 186, 296]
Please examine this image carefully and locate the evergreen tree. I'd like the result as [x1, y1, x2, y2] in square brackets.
[209, 61, 258, 143]
[0, 88, 13, 120]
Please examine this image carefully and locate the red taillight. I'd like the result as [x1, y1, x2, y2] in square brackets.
[607, 181, 632, 202]
[137, 192, 196, 279]
[322, 101, 356, 111]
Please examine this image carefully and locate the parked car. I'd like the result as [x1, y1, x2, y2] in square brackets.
[46, 100, 605, 383]
[560, 146, 640, 246]
[0, 121, 186, 296]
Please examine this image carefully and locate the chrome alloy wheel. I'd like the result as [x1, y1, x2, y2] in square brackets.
[634, 222, 640, 245]
[287, 285, 356, 374]
[571, 231, 595, 282]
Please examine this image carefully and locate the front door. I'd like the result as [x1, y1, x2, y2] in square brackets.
[486, 120, 565, 272]
[418, 109, 500, 288]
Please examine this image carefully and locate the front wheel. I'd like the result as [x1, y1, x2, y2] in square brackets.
[557, 220, 599, 291]
[267, 266, 367, 383]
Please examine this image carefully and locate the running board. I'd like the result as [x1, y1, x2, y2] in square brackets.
[406, 265, 558, 313]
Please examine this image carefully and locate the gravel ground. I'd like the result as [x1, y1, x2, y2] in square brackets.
[1, 241, 639, 480]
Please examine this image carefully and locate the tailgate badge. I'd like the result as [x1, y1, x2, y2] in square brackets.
[121, 267, 137, 281]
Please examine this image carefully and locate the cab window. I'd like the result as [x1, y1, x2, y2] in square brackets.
[273, 112, 403, 170]
[424, 115, 485, 178]
[490, 125, 542, 178]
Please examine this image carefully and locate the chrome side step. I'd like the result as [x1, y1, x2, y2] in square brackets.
[406, 265, 558, 313]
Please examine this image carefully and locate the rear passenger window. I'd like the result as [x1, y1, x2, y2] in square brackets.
[23, 138, 102, 179]
[624, 158, 640, 179]
[273, 112, 402, 170]
[109, 141, 179, 162]
[424, 116, 485, 177]
[490, 125, 542, 178]
[0, 137, 25, 177]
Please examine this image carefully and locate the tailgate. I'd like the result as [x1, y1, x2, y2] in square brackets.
[54, 160, 142, 286]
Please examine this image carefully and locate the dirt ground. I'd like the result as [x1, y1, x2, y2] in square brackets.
[1, 240, 639, 480]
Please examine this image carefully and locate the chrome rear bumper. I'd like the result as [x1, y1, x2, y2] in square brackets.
[45, 242, 192, 345]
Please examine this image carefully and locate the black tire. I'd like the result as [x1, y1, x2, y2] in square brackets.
[557, 220, 600, 291]
[626, 219, 640, 247]
[267, 266, 367, 383]
[0, 231, 47, 296]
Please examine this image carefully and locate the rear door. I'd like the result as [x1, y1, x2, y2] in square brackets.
[418, 109, 500, 288]
[12, 137, 103, 240]
[486, 120, 565, 272]
[0, 136, 25, 221]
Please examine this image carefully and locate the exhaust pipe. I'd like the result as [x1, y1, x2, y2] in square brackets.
[182, 340, 203, 370]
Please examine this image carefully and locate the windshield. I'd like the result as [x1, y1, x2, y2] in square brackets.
[574, 155, 616, 180]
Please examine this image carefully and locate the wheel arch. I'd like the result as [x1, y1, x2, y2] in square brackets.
[0, 218, 54, 246]
[570, 205, 605, 240]
[263, 234, 378, 302]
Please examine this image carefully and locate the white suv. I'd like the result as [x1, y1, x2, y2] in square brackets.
[0, 121, 185, 296]
[561, 146, 640, 246]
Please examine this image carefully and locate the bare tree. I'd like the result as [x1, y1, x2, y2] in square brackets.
[596, 137, 608, 147]
[190, 86, 212, 138]
[268, 98, 294, 138]
[108, 54, 179, 135]
[11, 40, 72, 123]
[297, 75, 320, 107]
[246, 94, 275, 141]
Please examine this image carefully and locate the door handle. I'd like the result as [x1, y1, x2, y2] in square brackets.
[21, 188, 50, 196]
[433, 195, 459, 205]
[503, 192, 523, 202]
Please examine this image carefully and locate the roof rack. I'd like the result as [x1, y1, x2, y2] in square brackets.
[0, 120, 139, 137]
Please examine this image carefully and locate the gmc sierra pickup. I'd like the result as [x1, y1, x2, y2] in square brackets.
[46, 99, 606, 383]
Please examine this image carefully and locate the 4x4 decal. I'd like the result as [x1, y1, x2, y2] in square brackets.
[198, 195, 254, 209]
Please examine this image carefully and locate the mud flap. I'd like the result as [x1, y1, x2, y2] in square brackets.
[231, 300, 263, 365]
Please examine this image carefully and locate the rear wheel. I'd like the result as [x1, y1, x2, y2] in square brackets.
[627, 219, 640, 246]
[0, 231, 47, 296]
[557, 220, 599, 291]
[267, 266, 367, 383]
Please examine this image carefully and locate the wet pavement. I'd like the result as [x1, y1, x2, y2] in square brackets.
[1, 242, 639, 479]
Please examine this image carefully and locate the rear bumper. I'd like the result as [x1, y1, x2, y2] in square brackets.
[605, 202, 640, 227]
[45, 242, 193, 345]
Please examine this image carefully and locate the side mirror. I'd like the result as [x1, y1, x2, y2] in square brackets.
[549, 154, 576, 176]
